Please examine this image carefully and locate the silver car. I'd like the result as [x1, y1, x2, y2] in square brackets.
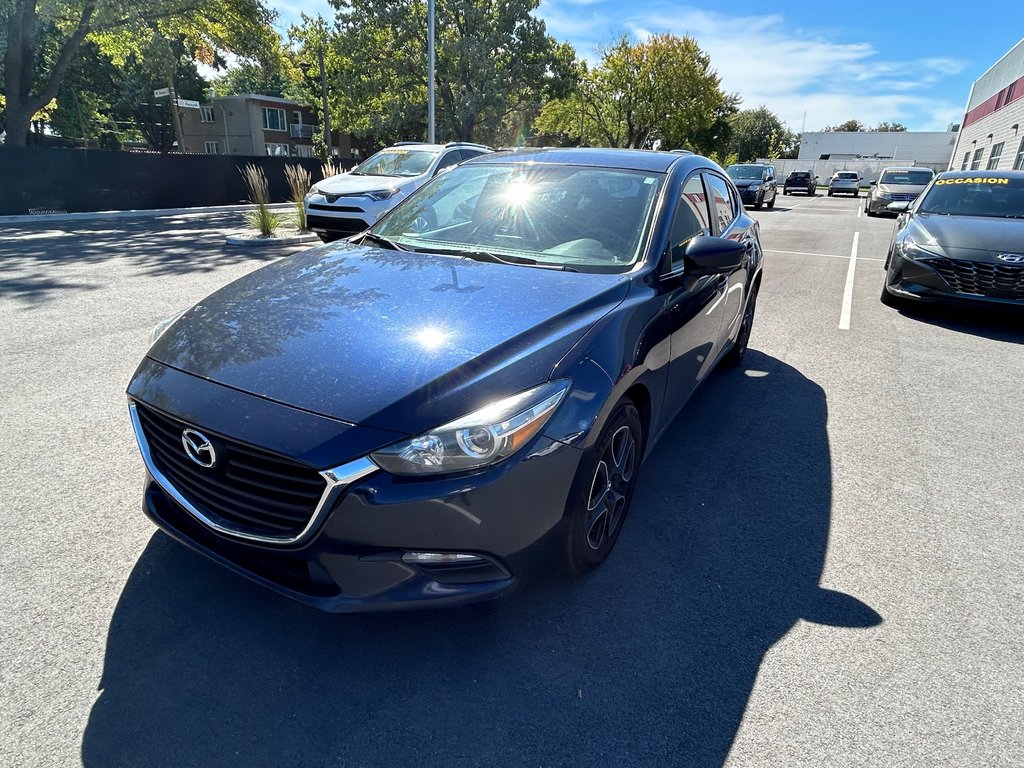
[305, 142, 492, 241]
[864, 167, 935, 216]
[828, 171, 861, 197]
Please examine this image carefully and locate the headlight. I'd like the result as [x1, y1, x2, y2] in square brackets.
[148, 310, 187, 346]
[877, 190, 892, 199]
[370, 380, 570, 476]
[365, 188, 400, 201]
[895, 236, 938, 261]
[306, 185, 321, 198]
[748, 183, 761, 190]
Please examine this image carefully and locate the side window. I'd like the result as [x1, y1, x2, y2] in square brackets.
[461, 149, 485, 161]
[434, 150, 463, 174]
[669, 175, 712, 271]
[702, 173, 737, 234]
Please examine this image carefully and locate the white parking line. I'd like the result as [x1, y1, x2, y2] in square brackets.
[857, 206, 862, 218]
[766, 248, 883, 262]
[839, 232, 859, 330]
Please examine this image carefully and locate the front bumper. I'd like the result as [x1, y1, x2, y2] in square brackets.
[127, 363, 583, 612]
[737, 187, 765, 205]
[866, 194, 915, 214]
[829, 183, 858, 195]
[304, 194, 393, 236]
[883, 253, 1024, 308]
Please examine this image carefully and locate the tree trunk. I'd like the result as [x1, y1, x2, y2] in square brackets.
[3, 103, 34, 147]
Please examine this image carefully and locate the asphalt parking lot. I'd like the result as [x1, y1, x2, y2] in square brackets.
[1, 198, 1022, 767]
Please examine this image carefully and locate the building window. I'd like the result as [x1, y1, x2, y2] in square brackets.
[265, 143, 289, 156]
[961, 152, 970, 170]
[292, 111, 302, 125]
[970, 148, 984, 170]
[1014, 138, 1024, 171]
[200, 106, 215, 123]
[262, 108, 286, 131]
[204, 141, 219, 155]
[986, 142, 1004, 170]
[296, 145, 314, 158]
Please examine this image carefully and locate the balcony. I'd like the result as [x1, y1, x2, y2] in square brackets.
[289, 124, 317, 139]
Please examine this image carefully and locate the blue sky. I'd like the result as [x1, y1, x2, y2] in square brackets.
[270, 0, 1023, 133]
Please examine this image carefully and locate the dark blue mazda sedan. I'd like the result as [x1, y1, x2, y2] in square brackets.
[128, 148, 764, 611]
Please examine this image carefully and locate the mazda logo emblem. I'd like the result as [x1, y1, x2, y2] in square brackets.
[181, 428, 217, 468]
[997, 253, 1024, 264]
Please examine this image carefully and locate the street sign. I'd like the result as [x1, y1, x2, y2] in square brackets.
[176, 99, 201, 109]
[153, 88, 170, 98]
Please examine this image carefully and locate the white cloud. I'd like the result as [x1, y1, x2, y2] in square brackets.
[539, 2, 968, 131]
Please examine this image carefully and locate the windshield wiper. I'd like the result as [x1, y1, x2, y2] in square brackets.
[431, 248, 577, 271]
[358, 231, 409, 251]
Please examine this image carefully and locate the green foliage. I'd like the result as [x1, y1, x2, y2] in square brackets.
[727, 106, 796, 161]
[241, 164, 279, 237]
[875, 121, 907, 132]
[824, 119, 867, 132]
[2, 0, 279, 145]
[535, 34, 735, 154]
[293, 0, 574, 147]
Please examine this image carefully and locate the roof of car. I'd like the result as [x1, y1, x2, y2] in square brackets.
[467, 147, 691, 173]
[880, 166, 931, 173]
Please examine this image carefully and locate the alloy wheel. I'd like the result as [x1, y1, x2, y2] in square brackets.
[584, 425, 637, 551]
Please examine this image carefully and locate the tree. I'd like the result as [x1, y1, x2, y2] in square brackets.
[534, 34, 734, 154]
[726, 106, 795, 161]
[874, 121, 907, 132]
[824, 119, 867, 132]
[305, 0, 574, 148]
[1, 0, 278, 147]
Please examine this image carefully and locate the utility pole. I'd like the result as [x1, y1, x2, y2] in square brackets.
[167, 77, 186, 152]
[318, 44, 332, 156]
[428, 0, 435, 143]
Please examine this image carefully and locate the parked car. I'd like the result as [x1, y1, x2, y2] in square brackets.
[864, 166, 934, 216]
[305, 141, 493, 241]
[881, 170, 1024, 308]
[783, 170, 817, 195]
[725, 163, 778, 209]
[828, 171, 861, 197]
[129, 148, 764, 612]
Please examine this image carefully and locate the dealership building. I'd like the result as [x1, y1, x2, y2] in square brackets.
[950, 38, 1024, 171]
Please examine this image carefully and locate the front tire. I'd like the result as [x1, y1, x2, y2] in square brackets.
[566, 399, 644, 575]
[723, 283, 758, 366]
[767, 190, 776, 208]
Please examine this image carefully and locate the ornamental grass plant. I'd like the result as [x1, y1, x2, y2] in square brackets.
[241, 163, 279, 238]
[284, 163, 312, 232]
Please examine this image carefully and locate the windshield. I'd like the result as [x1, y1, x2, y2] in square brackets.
[372, 163, 664, 272]
[918, 176, 1024, 218]
[880, 170, 934, 186]
[727, 165, 766, 180]
[836, 173, 858, 180]
[353, 149, 438, 177]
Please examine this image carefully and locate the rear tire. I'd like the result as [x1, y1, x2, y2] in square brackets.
[828, 190, 833, 197]
[566, 399, 644, 575]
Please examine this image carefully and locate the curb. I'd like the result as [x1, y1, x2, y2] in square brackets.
[226, 231, 321, 247]
[0, 202, 293, 226]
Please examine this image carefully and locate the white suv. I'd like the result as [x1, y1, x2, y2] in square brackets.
[305, 142, 493, 241]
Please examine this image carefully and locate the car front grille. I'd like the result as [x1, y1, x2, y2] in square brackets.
[309, 202, 365, 213]
[924, 257, 1024, 299]
[135, 403, 328, 539]
[889, 193, 918, 202]
[306, 214, 369, 235]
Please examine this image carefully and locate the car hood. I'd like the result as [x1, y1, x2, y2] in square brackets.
[878, 183, 928, 195]
[910, 214, 1024, 261]
[147, 243, 629, 434]
[316, 173, 412, 195]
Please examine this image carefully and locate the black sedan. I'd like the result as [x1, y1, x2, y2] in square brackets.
[881, 170, 1024, 308]
[128, 149, 764, 612]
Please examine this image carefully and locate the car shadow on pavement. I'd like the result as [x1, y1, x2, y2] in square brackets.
[82, 350, 881, 768]
[890, 302, 1024, 345]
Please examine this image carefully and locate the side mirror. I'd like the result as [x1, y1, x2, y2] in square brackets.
[886, 201, 910, 213]
[869, 180, 877, 186]
[675, 236, 746, 276]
